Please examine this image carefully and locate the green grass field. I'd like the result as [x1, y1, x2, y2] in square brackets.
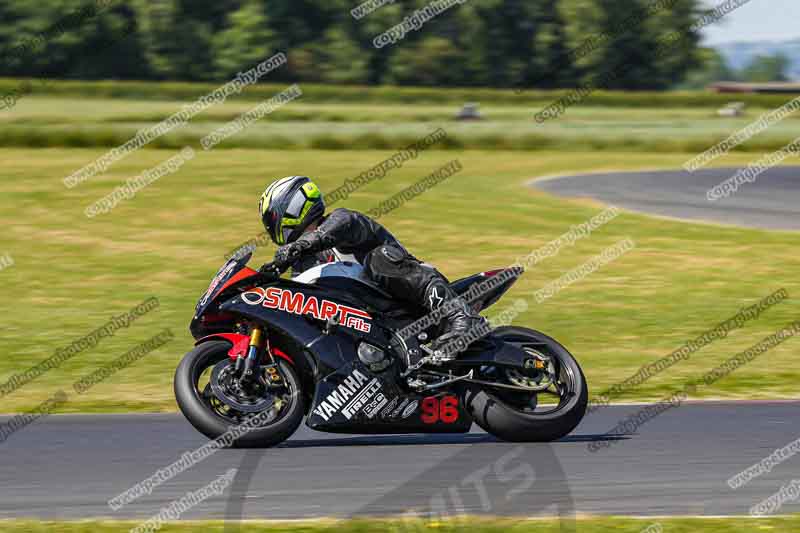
[1, 139, 799, 413]
[2, 516, 799, 533]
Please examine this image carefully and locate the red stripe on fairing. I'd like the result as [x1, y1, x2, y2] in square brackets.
[481, 269, 504, 277]
[195, 333, 250, 358]
[194, 333, 295, 364]
[218, 266, 259, 293]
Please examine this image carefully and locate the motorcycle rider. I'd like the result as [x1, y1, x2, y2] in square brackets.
[257, 175, 485, 356]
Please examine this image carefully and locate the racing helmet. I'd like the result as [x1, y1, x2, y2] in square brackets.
[259, 176, 325, 245]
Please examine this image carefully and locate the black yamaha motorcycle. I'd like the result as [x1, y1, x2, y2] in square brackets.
[174, 252, 587, 447]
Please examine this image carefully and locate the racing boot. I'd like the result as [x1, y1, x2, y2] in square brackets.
[424, 280, 488, 360]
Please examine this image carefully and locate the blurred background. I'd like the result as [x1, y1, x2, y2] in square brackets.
[0, 0, 797, 87]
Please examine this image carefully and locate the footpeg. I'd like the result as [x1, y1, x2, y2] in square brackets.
[417, 369, 474, 391]
[400, 345, 458, 377]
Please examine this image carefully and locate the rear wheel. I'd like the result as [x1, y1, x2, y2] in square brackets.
[460, 326, 587, 442]
[174, 340, 304, 448]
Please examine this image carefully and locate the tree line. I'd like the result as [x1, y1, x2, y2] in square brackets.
[0, 0, 716, 89]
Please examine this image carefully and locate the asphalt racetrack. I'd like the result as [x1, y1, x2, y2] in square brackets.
[533, 166, 800, 230]
[1, 401, 798, 520]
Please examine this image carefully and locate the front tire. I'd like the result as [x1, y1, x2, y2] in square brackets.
[174, 340, 304, 448]
[460, 327, 588, 442]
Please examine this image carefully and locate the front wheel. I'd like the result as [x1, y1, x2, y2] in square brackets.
[460, 326, 588, 442]
[174, 340, 304, 448]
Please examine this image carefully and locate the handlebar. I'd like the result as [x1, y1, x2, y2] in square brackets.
[256, 262, 284, 281]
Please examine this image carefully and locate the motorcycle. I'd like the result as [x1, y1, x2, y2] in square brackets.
[175, 251, 588, 447]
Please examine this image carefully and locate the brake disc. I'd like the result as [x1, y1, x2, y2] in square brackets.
[210, 359, 276, 413]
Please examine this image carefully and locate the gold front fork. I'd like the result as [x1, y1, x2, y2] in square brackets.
[249, 327, 263, 349]
[247, 326, 282, 385]
[240, 326, 265, 383]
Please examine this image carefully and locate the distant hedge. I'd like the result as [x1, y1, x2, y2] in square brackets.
[0, 78, 795, 108]
[0, 124, 793, 154]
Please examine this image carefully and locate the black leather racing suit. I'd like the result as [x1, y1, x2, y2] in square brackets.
[289, 208, 448, 309]
[283, 207, 484, 353]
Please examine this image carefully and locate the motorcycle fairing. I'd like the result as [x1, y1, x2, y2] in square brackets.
[219, 282, 396, 377]
[450, 266, 523, 311]
[221, 278, 384, 335]
[193, 253, 254, 320]
[306, 361, 472, 434]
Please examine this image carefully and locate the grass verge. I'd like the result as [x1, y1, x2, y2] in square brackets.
[1, 516, 800, 532]
[2, 96, 799, 152]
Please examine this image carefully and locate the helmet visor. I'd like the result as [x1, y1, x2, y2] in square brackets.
[285, 189, 307, 218]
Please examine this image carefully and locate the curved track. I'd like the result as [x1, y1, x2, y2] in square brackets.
[1, 401, 798, 520]
[533, 166, 800, 230]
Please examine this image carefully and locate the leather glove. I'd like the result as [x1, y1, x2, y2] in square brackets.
[258, 262, 281, 277]
[272, 243, 303, 272]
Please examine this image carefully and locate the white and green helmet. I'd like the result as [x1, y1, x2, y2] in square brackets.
[259, 176, 325, 245]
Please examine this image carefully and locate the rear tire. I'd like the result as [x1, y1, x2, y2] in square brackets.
[174, 341, 304, 448]
[460, 327, 588, 442]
